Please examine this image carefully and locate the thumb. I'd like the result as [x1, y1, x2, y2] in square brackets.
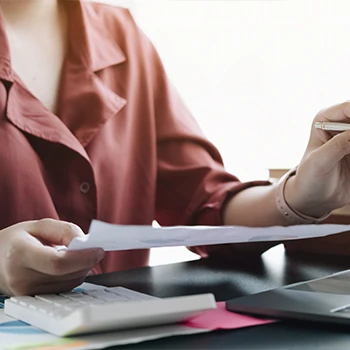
[311, 130, 350, 170]
[23, 219, 85, 247]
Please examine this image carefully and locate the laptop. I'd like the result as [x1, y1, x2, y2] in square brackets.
[226, 269, 350, 325]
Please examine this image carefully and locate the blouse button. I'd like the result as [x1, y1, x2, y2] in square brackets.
[80, 182, 91, 194]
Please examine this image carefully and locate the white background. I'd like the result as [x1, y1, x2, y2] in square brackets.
[97, 0, 350, 180]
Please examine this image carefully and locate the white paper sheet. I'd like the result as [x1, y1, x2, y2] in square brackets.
[67, 220, 350, 251]
[0, 320, 207, 350]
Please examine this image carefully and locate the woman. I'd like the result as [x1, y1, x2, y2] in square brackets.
[0, 0, 349, 296]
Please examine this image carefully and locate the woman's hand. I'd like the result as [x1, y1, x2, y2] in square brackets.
[0, 219, 105, 296]
[285, 101, 350, 218]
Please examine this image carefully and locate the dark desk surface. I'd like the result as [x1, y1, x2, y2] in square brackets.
[87, 245, 350, 349]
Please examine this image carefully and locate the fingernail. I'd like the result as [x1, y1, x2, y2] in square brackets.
[95, 249, 105, 261]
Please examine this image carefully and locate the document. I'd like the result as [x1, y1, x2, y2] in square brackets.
[67, 220, 350, 251]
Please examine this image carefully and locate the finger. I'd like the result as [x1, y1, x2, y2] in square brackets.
[22, 277, 87, 296]
[7, 267, 92, 296]
[21, 241, 105, 276]
[311, 130, 350, 170]
[309, 102, 350, 149]
[23, 219, 85, 246]
[316, 101, 350, 123]
[26, 267, 93, 285]
[188, 246, 208, 258]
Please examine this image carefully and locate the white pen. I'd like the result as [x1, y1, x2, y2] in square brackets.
[315, 121, 350, 132]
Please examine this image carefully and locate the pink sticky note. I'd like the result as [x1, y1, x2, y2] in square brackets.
[183, 301, 276, 330]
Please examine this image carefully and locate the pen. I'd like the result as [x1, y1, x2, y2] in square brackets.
[315, 121, 350, 132]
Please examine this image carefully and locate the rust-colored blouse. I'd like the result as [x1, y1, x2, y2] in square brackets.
[0, 0, 266, 274]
